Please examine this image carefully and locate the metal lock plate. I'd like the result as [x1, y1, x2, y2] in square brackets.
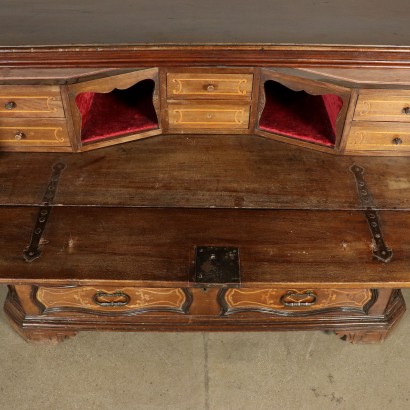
[193, 246, 240, 287]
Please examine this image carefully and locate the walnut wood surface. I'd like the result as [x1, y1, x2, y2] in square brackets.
[36, 286, 189, 314]
[346, 122, 410, 152]
[1, 206, 410, 287]
[1, 0, 410, 47]
[1, 135, 410, 210]
[0, 118, 70, 147]
[354, 90, 410, 122]
[4, 285, 405, 344]
[222, 288, 373, 314]
[0, 85, 64, 118]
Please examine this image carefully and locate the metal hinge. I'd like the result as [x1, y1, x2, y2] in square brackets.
[350, 164, 393, 263]
[23, 162, 66, 262]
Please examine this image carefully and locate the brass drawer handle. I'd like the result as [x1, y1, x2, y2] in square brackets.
[280, 290, 317, 307]
[93, 291, 131, 307]
[5, 101, 16, 110]
[206, 84, 215, 92]
[402, 107, 410, 115]
[14, 131, 26, 140]
[392, 137, 403, 145]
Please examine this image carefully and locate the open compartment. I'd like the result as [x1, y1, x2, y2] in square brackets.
[76, 79, 158, 144]
[257, 72, 350, 150]
[68, 69, 161, 150]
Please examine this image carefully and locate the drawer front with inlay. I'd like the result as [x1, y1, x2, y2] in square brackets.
[0, 118, 70, 146]
[0, 85, 64, 118]
[354, 90, 410, 122]
[220, 288, 375, 315]
[167, 73, 253, 100]
[345, 122, 410, 151]
[36, 286, 192, 315]
[168, 103, 250, 129]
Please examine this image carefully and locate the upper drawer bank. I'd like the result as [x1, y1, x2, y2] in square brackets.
[167, 73, 254, 100]
[354, 89, 410, 122]
[0, 85, 65, 118]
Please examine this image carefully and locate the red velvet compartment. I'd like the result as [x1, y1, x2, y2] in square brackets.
[76, 79, 158, 143]
[259, 81, 343, 147]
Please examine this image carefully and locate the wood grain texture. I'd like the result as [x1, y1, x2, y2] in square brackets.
[36, 286, 190, 314]
[0, 118, 70, 147]
[1, 206, 410, 287]
[346, 122, 410, 151]
[167, 73, 253, 100]
[354, 90, 410, 122]
[168, 102, 250, 129]
[4, 285, 405, 343]
[221, 288, 374, 314]
[2, 135, 410, 209]
[0, 85, 64, 117]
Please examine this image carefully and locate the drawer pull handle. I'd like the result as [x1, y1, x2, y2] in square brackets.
[93, 291, 131, 307]
[5, 101, 16, 110]
[402, 107, 410, 115]
[392, 137, 403, 145]
[280, 290, 317, 307]
[14, 131, 25, 140]
[206, 84, 215, 92]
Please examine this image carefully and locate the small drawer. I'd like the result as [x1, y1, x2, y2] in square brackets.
[36, 286, 192, 315]
[0, 85, 64, 118]
[345, 122, 410, 151]
[167, 73, 253, 100]
[354, 90, 410, 122]
[0, 118, 70, 146]
[168, 103, 250, 129]
[220, 288, 374, 315]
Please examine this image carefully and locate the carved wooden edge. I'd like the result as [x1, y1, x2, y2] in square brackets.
[254, 69, 352, 151]
[32, 286, 193, 317]
[218, 288, 378, 317]
[67, 68, 161, 150]
[336, 289, 406, 344]
[3, 45, 410, 68]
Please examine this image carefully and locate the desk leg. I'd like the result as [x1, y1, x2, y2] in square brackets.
[335, 289, 406, 344]
[3, 285, 77, 343]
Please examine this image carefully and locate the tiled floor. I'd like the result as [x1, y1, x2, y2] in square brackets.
[1, 285, 409, 410]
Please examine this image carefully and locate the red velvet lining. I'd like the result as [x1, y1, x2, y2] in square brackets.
[76, 79, 158, 143]
[259, 81, 343, 147]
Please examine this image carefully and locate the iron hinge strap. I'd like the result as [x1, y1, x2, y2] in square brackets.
[350, 164, 393, 263]
[23, 162, 66, 262]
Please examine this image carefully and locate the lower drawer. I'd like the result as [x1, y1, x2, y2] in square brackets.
[0, 118, 70, 147]
[345, 122, 410, 152]
[36, 286, 192, 315]
[35, 285, 375, 318]
[168, 102, 250, 130]
[220, 288, 375, 316]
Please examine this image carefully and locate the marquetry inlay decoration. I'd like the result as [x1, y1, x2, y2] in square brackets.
[354, 91, 410, 122]
[172, 108, 246, 125]
[0, 96, 59, 113]
[171, 78, 250, 96]
[36, 286, 191, 314]
[346, 124, 410, 150]
[358, 101, 371, 116]
[221, 288, 373, 315]
[0, 126, 65, 142]
[167, 73, 254, 100]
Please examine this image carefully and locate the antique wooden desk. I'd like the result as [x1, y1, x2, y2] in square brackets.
[2, 0, 410, 343]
